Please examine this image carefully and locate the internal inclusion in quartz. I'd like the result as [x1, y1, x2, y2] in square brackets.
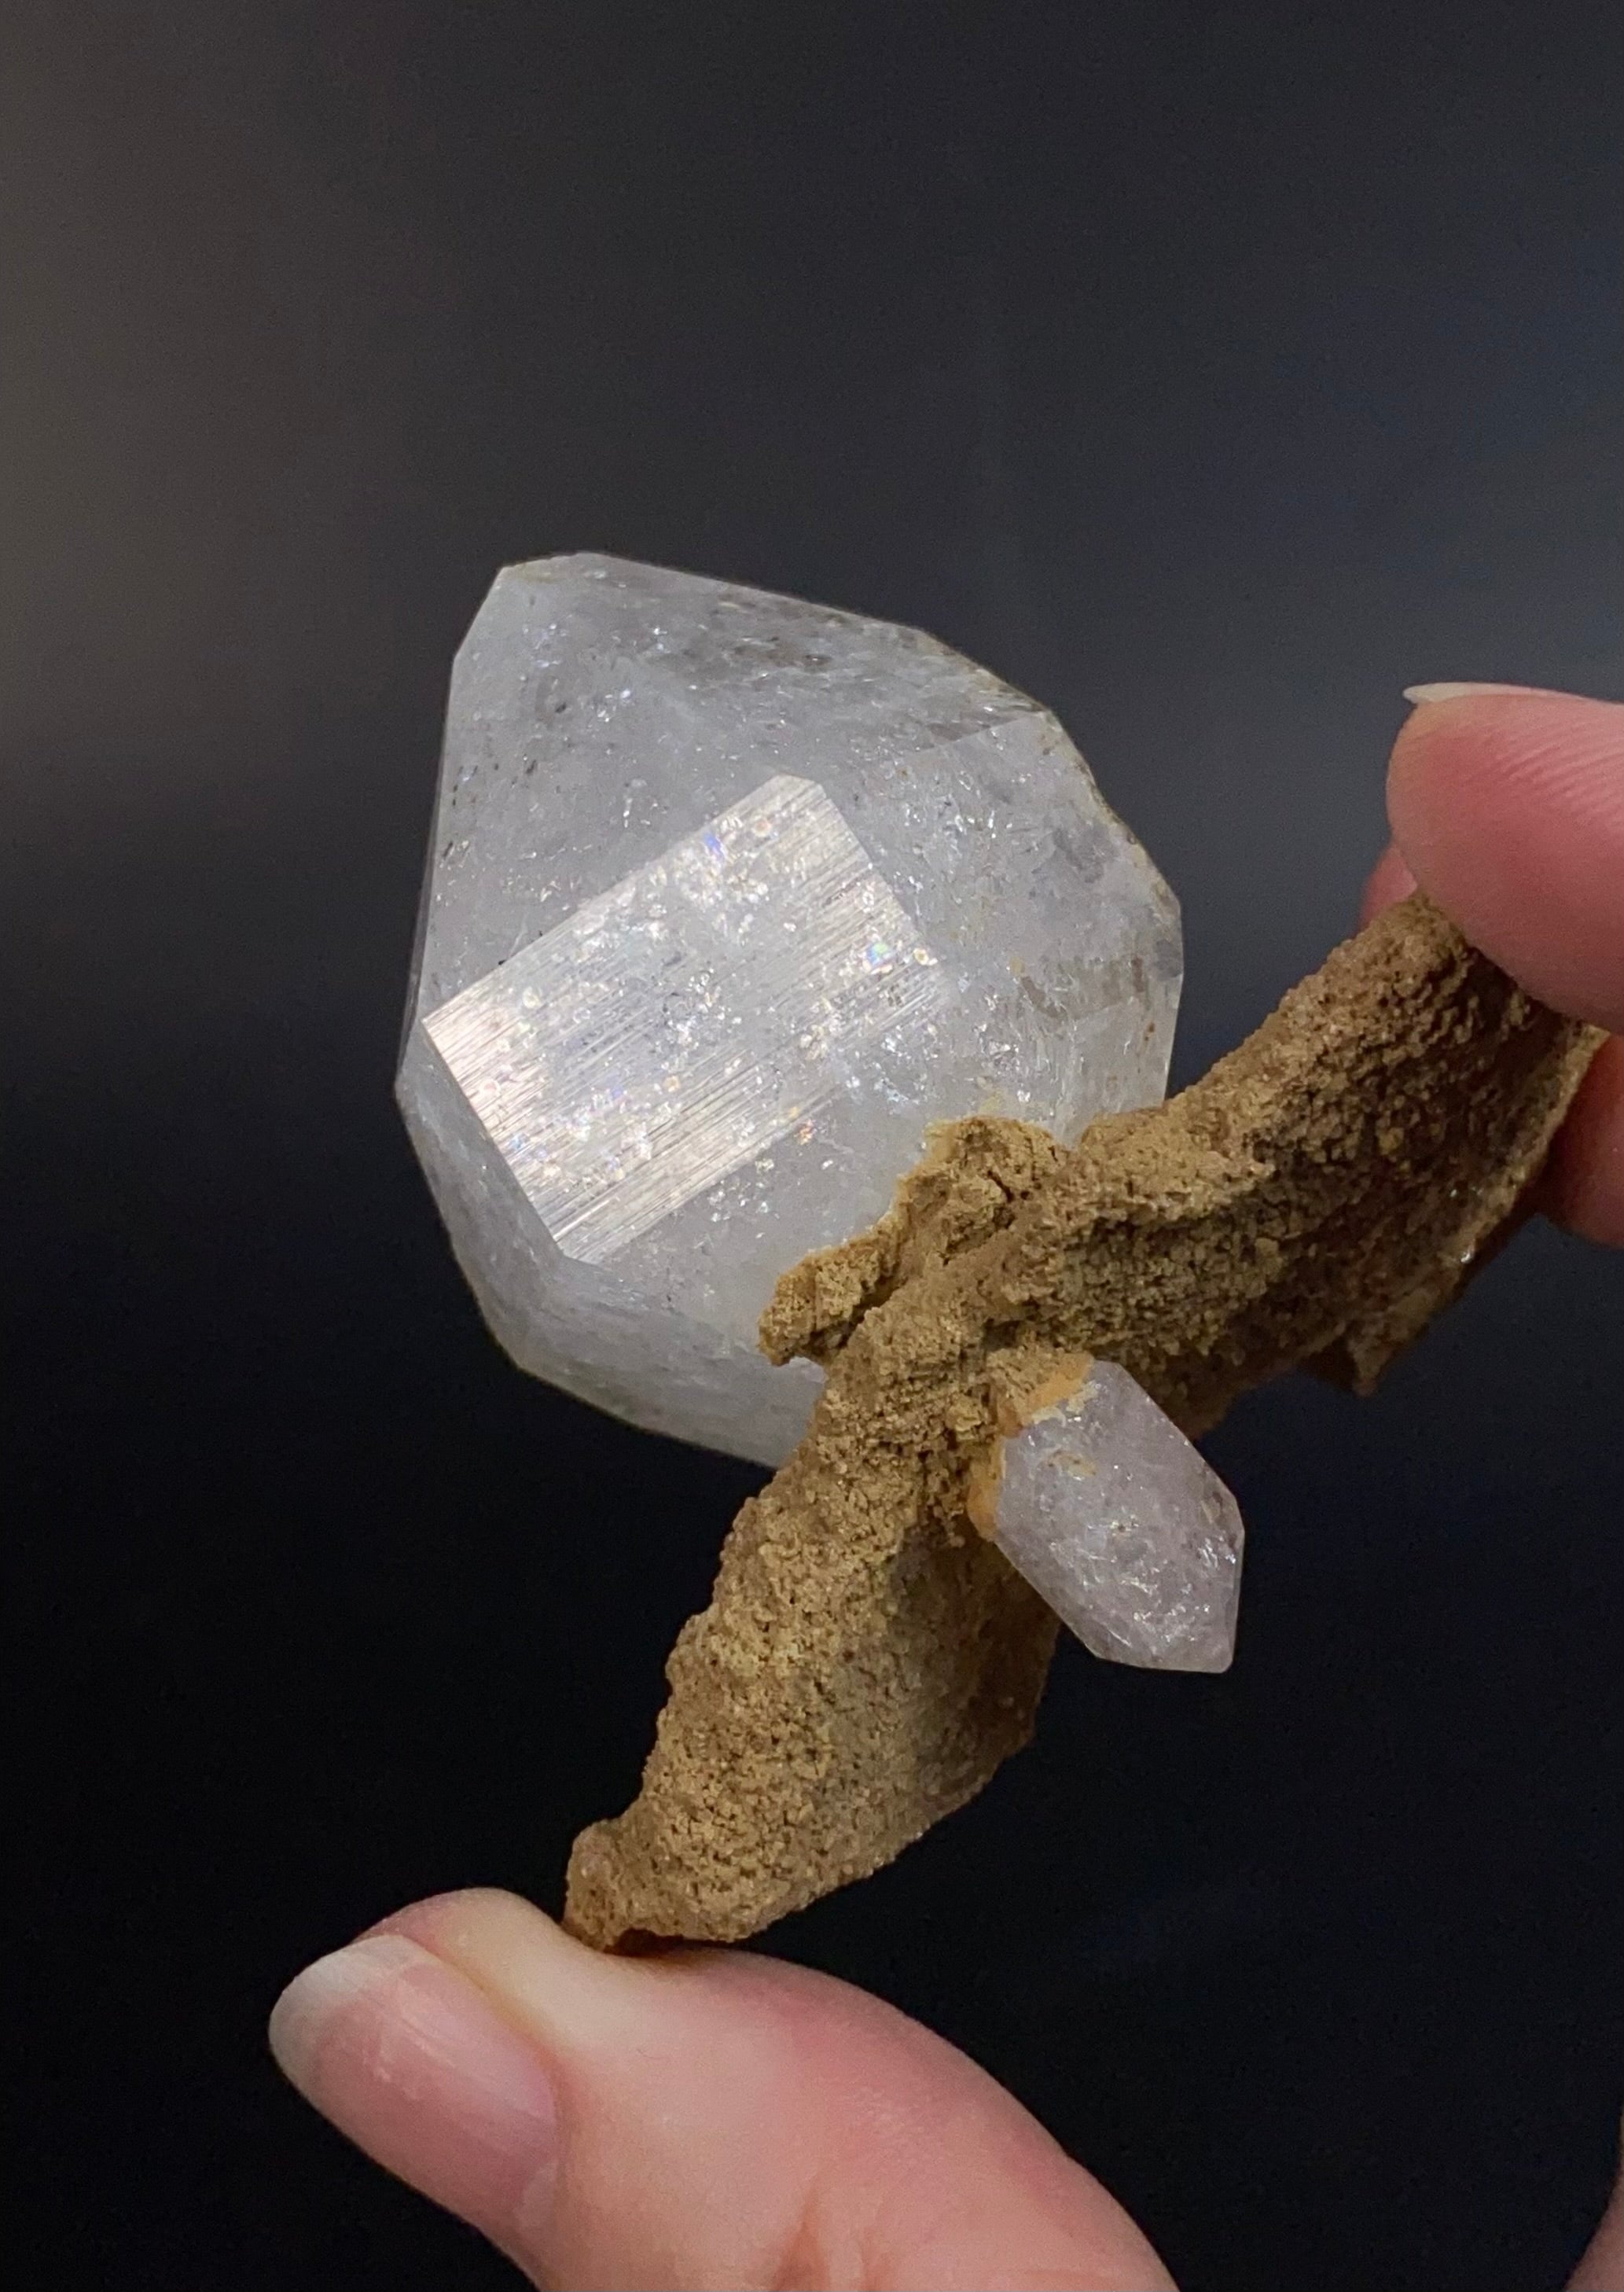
[990, 1361, 1244, 1672]
[398, 554, 1183, 1463]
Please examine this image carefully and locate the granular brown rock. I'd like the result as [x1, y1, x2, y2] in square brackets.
[564, 896, 1604, 1948]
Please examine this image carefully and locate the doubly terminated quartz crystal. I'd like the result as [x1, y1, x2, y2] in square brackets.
[992, 1362, 1244, 1672]
[398, 555, 1182, 1462]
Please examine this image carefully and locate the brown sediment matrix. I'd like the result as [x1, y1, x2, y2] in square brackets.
[565, 896, 1604, 1949]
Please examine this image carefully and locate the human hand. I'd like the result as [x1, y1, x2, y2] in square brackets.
[270, 687, 1622, 2291]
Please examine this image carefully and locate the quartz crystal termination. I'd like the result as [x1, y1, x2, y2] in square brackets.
[979, 1359, 1244, 1672]
[399, 555, 1182, 1462]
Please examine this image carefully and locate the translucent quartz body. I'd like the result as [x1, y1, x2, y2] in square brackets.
[398, 555, 1181, 1462]
[993, 1362, 1244, 1672]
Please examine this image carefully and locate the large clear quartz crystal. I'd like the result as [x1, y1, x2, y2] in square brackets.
[398, 555, 1181, 1462]
[992, 1362, 1244, 1672]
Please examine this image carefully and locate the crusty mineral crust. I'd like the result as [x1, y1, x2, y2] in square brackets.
[564, 897, 1604, 1948]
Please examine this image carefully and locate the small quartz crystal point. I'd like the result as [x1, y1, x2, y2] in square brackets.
[977, 1359, 1244, 1673]
[397, 554, 1181, 1463]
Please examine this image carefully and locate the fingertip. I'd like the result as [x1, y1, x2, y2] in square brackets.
[267, 1930, 560, 2239]
[1389, 690, 1624, 1031]
[325, 1889, 1175, 2290]
[377, 1884, 696, 2032]
[1540, 1033, 1624, 1248]
[1358, 840, 1417, 927]
[369, 1885, 575, 1966]
[268, 1932, 426, 2095]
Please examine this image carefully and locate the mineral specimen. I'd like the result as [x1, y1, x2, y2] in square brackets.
[976, 1358, 1244, 1673]
[398, 555, 1181, 1462]
[564, 897, 1603, 1947]
[396, 556, 1604, 1955]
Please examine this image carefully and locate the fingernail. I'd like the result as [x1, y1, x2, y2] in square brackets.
[269, 1932, 559, 2231]
[1403, 681, 1546, 703]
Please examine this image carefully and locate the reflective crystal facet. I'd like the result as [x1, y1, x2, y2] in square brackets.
[422, 775, 943, 1267]
[994, 1362, 1244, 1672]
[399, 555, 1182, 1462]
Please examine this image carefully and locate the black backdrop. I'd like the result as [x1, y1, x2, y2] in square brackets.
[7, 5, 1621, 2287]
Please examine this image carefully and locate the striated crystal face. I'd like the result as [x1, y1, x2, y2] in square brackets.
[993, 1362, 1244, 1672]
[421, 776, 943, 1271]
[398, 554, 1181, 1462]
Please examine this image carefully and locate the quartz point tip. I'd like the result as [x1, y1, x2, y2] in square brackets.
[397, 554, 1182, 1463]
[990, 1361, 1244, 1672]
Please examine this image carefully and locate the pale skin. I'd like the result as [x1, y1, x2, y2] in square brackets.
[271, 687, 1624, 2290]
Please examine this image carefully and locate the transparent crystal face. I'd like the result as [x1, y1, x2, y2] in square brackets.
[399, 554, 1182, 1462]
[424, 776, 943, 1278]
[993, 1362, 1244, 1672]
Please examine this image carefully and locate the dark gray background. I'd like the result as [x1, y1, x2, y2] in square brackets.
[6, 4, 1620, 2286]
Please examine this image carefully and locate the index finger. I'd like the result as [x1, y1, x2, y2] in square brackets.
[1389, 686, 1624, 1033]
[1364, 685, 1623, 1247]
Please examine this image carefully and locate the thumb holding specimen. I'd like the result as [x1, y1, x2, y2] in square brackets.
[270, 1887, 1176, 2290]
